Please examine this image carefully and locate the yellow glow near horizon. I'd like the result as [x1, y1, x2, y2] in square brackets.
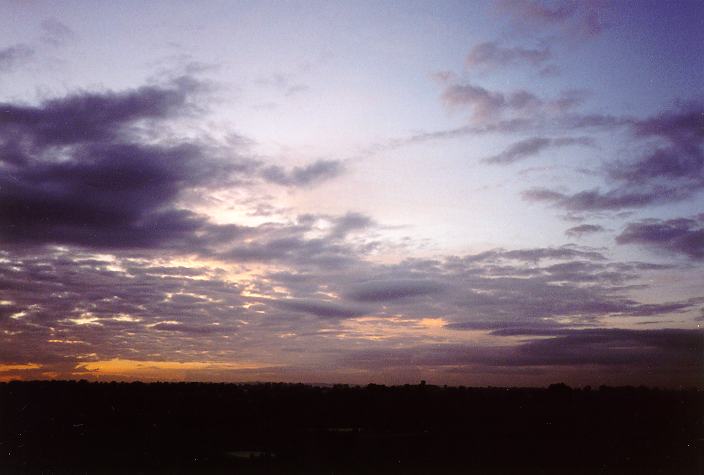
[75, 358, 270, 380]
[0, 363, 42, 381]
[0, 363, 41, 372]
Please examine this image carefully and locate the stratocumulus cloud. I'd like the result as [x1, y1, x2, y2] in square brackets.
[522, 101, 704, 212]
[0, 2, 702, 387]
[616, 217, 704, 260]
[0, 81, 348, 252]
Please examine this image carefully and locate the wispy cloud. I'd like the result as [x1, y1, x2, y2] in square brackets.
[565, 224, 605, 238]
[261, 160, 344, 187]
[466, 41, 553, 73]
[40, 18, 76, 46]
[483, 136, 594, 165]
[0, 44, 34, 72]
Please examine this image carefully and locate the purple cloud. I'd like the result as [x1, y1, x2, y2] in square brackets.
[616, 217, 704, 260]
[523, 101, 704, 212]
[269, 298, 367, 319]
[344, 279, 446, 303]
[0, 78, 239, 249]
[442, 82, 586, 124]
[0, 79, 351, 252]
[565, 224, 605, 238]
[340, 328, 703, 386]
[465, 41, 551, 70]
[0, 44, 34, 72]
[483, 136, 594, 164]
[261, 159, 344, 187]
[40, 18, 76, 46]
[496, 0, 609, 38]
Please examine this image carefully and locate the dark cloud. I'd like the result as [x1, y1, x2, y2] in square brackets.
[616, 217, 704, 260]
[0, 80, 349, 253]
[609, 101, 704, 186]
[151, 322, 228, 334]
[523, 101, 704, 212]
[465, 41, 551, 70]
[565, 224, 605, 238]
[522, 187, 674, 211]
[222, 229, 358, 269]
[464, 246, 606, 262]
[491, 328, 704, 368]
[0, 44, 34, 72]
[269, 298, 367, 319]
[0, 80, 197, 146]
[340, 328, 703, 385]
[0, 79, 233, 250]
[483, 136, 594, 165]
[344, 279, 446, 303]
[261, 159, 343, 187]
[0, 139, 239, 249]
[329, 212, 374, 239]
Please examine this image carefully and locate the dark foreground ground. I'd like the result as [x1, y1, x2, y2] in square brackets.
[1, 381, 702, 474]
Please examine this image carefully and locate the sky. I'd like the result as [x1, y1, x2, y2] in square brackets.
[0, 0, 702, 387]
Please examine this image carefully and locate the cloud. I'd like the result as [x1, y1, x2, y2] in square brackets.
[339, 327, 703, 385]
[269, 298, 367, 319]
[464, 246, 606, 262]
[329, 212, 375, 239]
[442, 83, 540, 121]
[0, 241, 699, 383]
[222, 229, 359, 269]
[0, 80, 197, 147]
[344, 279, 446, 303]
[261, 160, 344, 187]
[0, 252, 250, 367]
[483, 136, 594, 164]
[565, 224, 605, 238]
[466, 41, 551, 70]
[496, 0, 608, 38]
[609, 101, 704, 186]
[0, 138, 239, 249]
[151, 322, 229, 334]
[522, 187, 676, 211]
[491, 328, 704, 368]
[0, 44, 34, 72]
[496, 0, 577, 25]
[442, 82, 585, 123]
[522, 101, 704, 212]
[41, 18, 76, 46]
[0, 79, 350, 252]
[616, 217, 704, 260]
[0, 79, 224, 249]
[255, 72, 309, 97]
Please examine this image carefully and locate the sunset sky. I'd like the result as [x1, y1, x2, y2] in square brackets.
[1, 0, 702, 387]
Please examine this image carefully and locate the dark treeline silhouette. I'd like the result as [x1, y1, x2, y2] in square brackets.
[1, 380, 702, 473]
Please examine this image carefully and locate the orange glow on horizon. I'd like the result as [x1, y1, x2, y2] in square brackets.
[75, 358, 270, 380]
[0, 363, 42, 381]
